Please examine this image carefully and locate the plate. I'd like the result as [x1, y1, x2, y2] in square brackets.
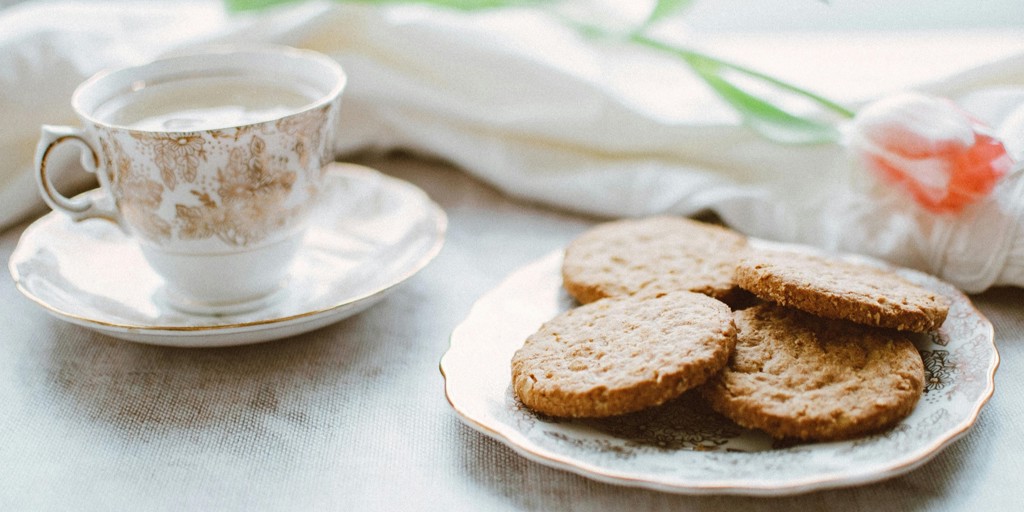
[441, 244, 998, 496]
[9, 163, 446, 347]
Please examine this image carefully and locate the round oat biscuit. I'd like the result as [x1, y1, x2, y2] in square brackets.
[702, 304, 925, 441]
[562, 216, 748, 305]
[736, 248, 950, 333]
[511, 291, 736, 418]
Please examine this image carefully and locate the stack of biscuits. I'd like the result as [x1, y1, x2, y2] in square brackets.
[511, 216, 950, 441]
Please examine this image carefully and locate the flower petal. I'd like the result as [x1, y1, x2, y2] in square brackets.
[850, 92, 1014, 213]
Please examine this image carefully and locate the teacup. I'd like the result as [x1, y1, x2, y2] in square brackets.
[34, 46, 346, 314]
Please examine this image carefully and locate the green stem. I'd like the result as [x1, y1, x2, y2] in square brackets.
[629, 32, 856, 119]
[226, 0, 856, 142]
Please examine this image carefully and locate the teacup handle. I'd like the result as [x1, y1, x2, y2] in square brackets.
[34, 125, 122, 225]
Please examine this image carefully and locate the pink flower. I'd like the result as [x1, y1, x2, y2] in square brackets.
[849, 92, 1014, 213]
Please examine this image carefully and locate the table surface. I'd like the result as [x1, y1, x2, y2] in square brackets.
[2, 154, 1023, 511]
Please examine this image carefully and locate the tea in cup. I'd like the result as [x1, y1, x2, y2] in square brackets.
[35, 46, 346, 314]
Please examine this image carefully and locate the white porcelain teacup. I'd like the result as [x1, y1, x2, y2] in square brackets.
[34, 46, 346, 315]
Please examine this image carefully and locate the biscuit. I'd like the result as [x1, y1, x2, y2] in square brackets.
[511, 291, 736, 418]
[736, 248, 949, 332]
[562, 216, 747, 305]
[702, 304, 925, 441]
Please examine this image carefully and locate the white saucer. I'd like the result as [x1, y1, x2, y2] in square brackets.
[9, 163, 447, 347]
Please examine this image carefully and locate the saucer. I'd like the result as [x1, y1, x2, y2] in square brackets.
[9, 163, 447, 347]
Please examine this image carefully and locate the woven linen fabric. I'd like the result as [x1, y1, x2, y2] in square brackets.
[1, 155, 1023, 511]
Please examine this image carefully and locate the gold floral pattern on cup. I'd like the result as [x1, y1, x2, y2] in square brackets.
[175, 135, 300, 247]
[90, 101, 335, 248]
[99, 135, 171, 241]
[138, 132, 208, 189]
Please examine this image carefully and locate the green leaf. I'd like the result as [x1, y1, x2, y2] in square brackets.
[644, 0, 696, 26]
[363, 0, 546, 9]
[224, 0, 296, 11]
[699, 55, 855, 119]
[630, 34, 849, 144]
[225, 0, 549, 12]
[688, 60, 840, 144]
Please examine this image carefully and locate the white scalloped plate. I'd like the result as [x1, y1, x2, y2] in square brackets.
[441, 243, 997, 496]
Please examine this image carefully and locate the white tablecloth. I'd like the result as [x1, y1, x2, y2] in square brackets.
[2, 154, 1022, 511]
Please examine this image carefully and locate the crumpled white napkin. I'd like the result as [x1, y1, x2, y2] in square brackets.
[2, 0, 1023, 292]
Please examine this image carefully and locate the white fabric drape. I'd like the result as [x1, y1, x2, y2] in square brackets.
[2, 0, 1023, 292]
